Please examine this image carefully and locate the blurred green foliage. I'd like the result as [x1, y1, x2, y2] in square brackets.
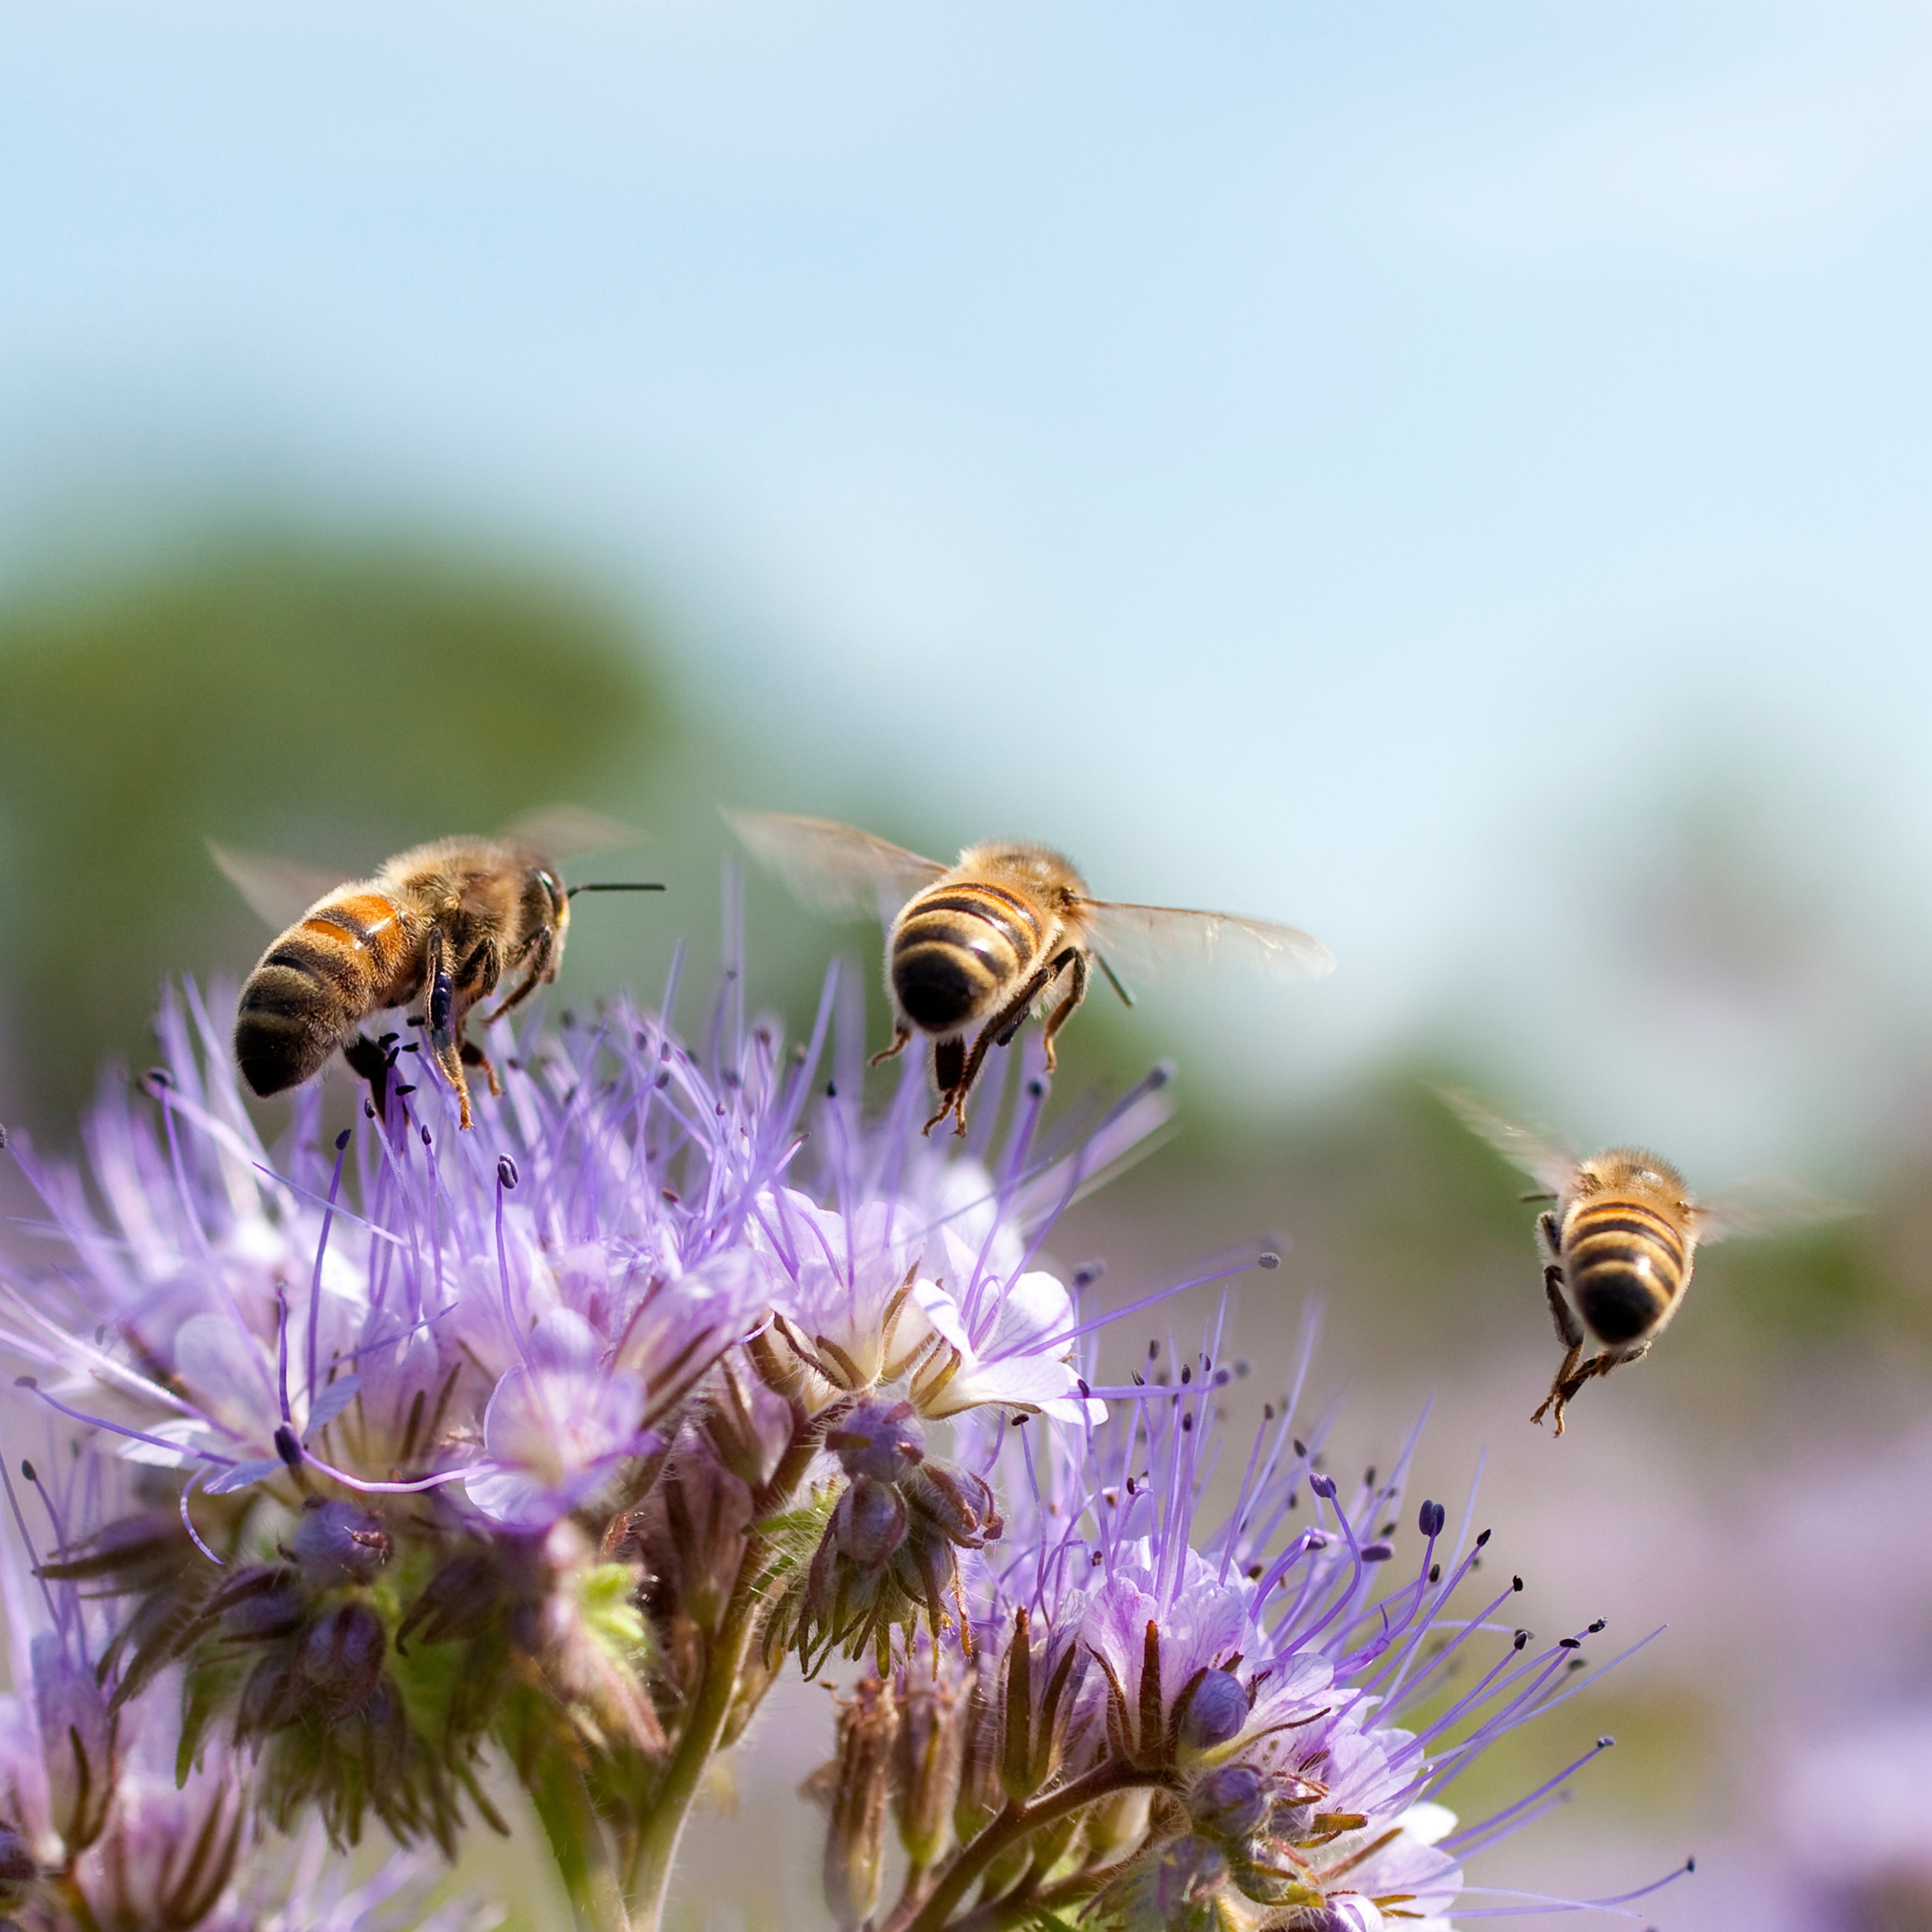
[0, 539, 663, 1125]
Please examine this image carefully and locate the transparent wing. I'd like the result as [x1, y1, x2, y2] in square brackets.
[1693, 1179, 1859, 1246]
[500, 803, 646, 861]
[724, 810, 945, 923]
[207, 841, 350, 931]
[1434, 1087, 1580, 1197]
[1081, 900, 1334, 990]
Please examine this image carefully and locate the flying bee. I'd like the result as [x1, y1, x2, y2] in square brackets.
[1439, 1089, 1838, 1435]
[728, 810, 1333, 1136]
[217, 809, 661, 1130]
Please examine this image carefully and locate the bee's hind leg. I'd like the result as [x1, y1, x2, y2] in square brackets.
[923, 1037, 969, 1138]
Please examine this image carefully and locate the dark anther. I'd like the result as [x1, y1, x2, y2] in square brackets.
[1235, 1359, 1250, 1377]
[14, 1377, 36, 1390]
[1512, 1630, 1530, 1649]
[364, 1102, 376, 1119]
[1596, 1735, 1615, 1748]
[334, 1129, 351, 1151]
[273, 1426, 303, 1469]
[421, 1127, 432, 1147]
[1559, 1637, 1581, 1649]
[1364, 1466, 1376, 1487]
[1419, 1500, 1447, 1538]
[392, 1083, 416, 1096]
[1257, 1250, 1281, 1270]
[1429, 1563, 1442, 1583]
[825, 1081, 837, 1098]
[1011, 1413, 1029, 1427]
[146, 1067, 173, 1089]
[1293, 1439, 1308, 1458]
[1512, 1576, 1524, 1592]
[1263, 1403, 1275, 1421]
[1027, 1079, 1044, 1098]
[661, 1188, 680, 1205]
[377, 1032, 398, 1048]
[1149, 1340, 1160, 1360]
[1181, 1413, 1195, 1433]
[1361, 1543, 1393, 1563]
[1077, 1379, 1090, 1398]
[1476, 1528, 1492, 1548]
[1309, 1473, 1336, 1500]
[1180, 1366, 1192, 1385]
[1379, 1521, 1397, 1537]
[19, 1461, 36, 1483]
[1588, 1618, 1606, 1633]
[497, 1155, 518, 1189]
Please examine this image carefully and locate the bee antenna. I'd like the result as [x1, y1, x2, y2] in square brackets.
[567, 882, 668, 898]
[1095, 951, 1135, 1009]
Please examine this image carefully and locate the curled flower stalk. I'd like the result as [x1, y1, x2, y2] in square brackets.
[0, 921, 1682, 1931]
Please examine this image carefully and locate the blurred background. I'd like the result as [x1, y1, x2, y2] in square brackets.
[3, 2, 1932, 1925]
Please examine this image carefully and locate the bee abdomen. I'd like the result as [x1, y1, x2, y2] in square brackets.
[891, 886, 1045, 1035]
[234, 895, 406, 1098]
[1565, 1200, 1687, 1344]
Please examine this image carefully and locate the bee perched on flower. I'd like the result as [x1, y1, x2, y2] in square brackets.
[0, 894, 1689, 1932]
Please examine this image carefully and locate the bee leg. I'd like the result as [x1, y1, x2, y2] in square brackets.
[923, 1037, 970, 1137]
[870, 1022, 913, 1069]
[1544, 1270, 1584, 1349]
[935, 959, 1065, 1138]
[460, 1038, 503, 1098]
[423, 927, 475, 1131]
[1035, 950, 1088, 1074]
[487, 926, 554, 1024]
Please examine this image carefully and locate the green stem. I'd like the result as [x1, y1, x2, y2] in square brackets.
[527, 1751, 628, 1932]
[624, 1422, 825, 1932]
[897, 1762, 1158, 1932]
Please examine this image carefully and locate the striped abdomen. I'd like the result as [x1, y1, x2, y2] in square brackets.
[235, 893, 415, 1097]
[890, 881, 1049, 1036]
[1562, 1194, 1691, 1345]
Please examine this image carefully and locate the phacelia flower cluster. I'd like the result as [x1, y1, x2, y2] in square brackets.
[0, 933, 1684, 1932]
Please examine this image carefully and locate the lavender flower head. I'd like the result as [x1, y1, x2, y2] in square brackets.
[0, 909, 1684, 1932]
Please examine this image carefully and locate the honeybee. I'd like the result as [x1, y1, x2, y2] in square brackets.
[728, 811, 1332, 1136]
[1439, 1090, 1833, 1435]
[217, 810, 660, 1130]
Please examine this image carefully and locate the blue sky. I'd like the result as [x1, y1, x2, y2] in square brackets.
[3, 0, 1929, 1172]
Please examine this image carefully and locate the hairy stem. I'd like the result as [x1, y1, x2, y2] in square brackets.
[624, 1420, 824, 1932]
[527, 1750, 628, 1932]
[896, 1761, 1157, 1932]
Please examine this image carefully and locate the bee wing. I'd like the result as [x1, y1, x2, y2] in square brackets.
[1434, 1087, 1581, 1197]
[499, 803, 646, 861]
[1080, 900, 1335, 990]
[724, 810, 946, 924]
[207, 841, 350, 930]
[1691, 1179, 1859, 1247]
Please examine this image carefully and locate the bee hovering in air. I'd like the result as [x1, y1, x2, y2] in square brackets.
[217, 809, 662, 1131]
[1439, 1090, 1831, 1435]
[728, 810, 1333, 1136]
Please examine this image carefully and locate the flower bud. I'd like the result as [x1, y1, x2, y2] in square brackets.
[0, 1828, 37, 1910]
[838, 1476, 911, 1572]
[287, 1499, 390, 1587]
[823, 1677, 895, 1931]
[891, 1666, 962, 1873]
[1188, 1763, 1269, 1842]
[297, 1600, 387, 1721]
[1175, 1669, 1249, 1757]
[32, 1633, 117, 1852]
[826, 1398, 925, 1485]
[1099, 1833, 1234, 1932]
